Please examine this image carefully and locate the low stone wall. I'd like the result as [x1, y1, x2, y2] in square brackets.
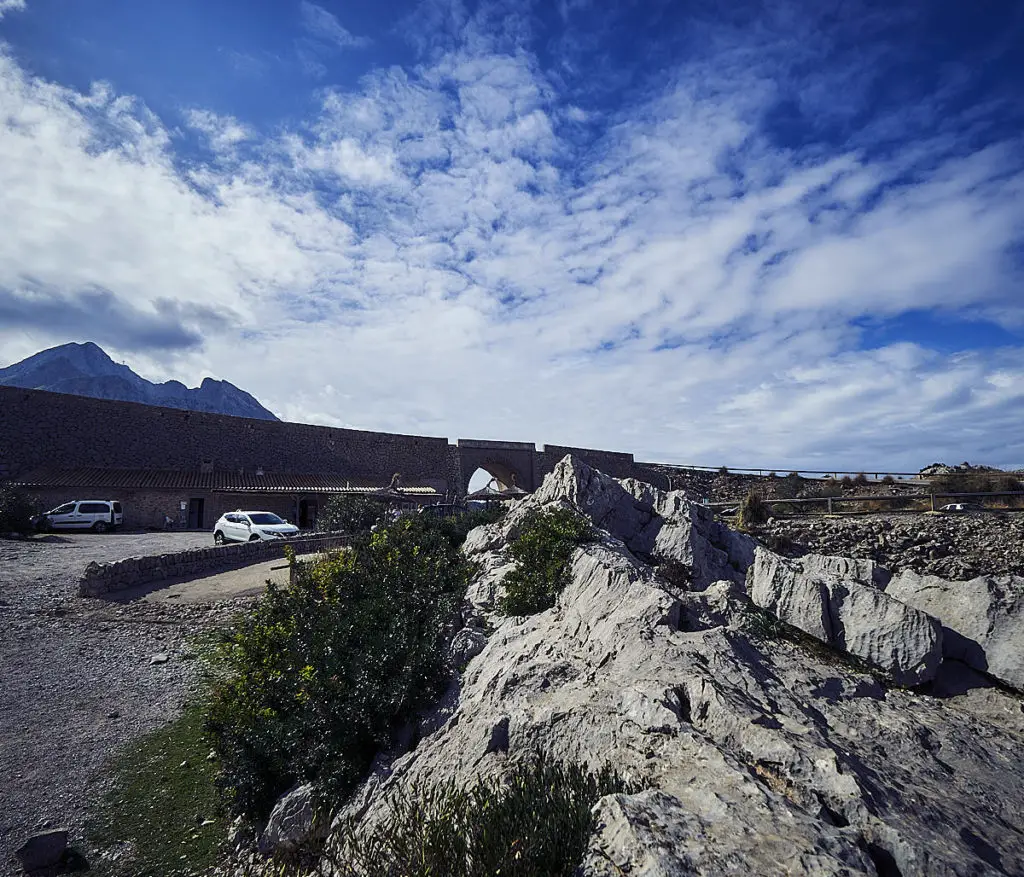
[79, 532, 352, 597]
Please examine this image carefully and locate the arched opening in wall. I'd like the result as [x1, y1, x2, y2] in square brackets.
[467, 464, 521, 496]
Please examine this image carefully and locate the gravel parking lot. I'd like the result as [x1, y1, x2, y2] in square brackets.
[0, 531, 257, 874]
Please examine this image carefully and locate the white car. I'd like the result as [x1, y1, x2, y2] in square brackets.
[214, 510, 300, 544]
[35, 500, 123, 533]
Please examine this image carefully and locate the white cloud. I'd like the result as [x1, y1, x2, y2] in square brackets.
[0, 2, 1023, 471]
[299, 1, 371, 50]
[0, 0, 26, 20]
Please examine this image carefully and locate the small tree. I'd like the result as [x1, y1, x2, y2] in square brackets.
[317, 494, 386, 534]
[0, 483, 38, 534]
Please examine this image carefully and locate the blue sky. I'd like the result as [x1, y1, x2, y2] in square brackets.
[1, 0, 1023, 471]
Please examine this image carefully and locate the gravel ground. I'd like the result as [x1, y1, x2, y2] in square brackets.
[757, 511, 1024, 580]
[0, 531, 254, 875]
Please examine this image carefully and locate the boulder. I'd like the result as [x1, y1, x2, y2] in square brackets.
[16, 829, 68, 871]
[257, 783, 329, 856]
[887, 571, 1024, 690]
[496, 455, 756, 588]
[749, 548, 942, 686]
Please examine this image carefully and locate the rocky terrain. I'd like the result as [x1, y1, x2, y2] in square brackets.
[289, 457, 1024, 876]
[0, 532, 252, 875]
[759, 513, 1024, 581]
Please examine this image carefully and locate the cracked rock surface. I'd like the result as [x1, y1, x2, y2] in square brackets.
[329, 457, 1024, 877]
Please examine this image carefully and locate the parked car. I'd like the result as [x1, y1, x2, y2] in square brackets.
[213, 510, 300, 544]
[34, 500, 123, 533]
[939, 502, 983, 512]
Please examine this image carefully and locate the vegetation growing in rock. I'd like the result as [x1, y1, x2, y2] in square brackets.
[326, 754, 633, 877]
[0, 483, 38, 533]
[499, 508, 592, 616]
[737, 490, 770, 530]
[206, 515, 477, 820]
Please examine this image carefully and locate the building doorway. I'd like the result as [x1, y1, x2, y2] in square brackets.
[299, 499, 318, 529]
[187, 498, 205, 530]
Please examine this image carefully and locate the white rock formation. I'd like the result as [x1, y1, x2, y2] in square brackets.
[748, 548, 943, 686]
[318, 456, 1024, 876]
[887, 570, 1024, 690]
[258, 784, 329, 856]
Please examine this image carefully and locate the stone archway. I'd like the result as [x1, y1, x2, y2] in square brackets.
[456, 439, 537, 496]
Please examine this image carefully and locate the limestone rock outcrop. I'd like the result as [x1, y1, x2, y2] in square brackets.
[748, 548, 943, 686]
[258, 784, 328, 856]
[887, 570, 1024, 690]
[319, 456, 1024, 876]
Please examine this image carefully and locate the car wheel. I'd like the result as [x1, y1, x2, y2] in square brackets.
[248, 534, 260, 542]
[92, 521, 109, 534]
[214, 531, 225, 545]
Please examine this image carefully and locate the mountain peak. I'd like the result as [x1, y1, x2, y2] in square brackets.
[0, 342, 279, 421]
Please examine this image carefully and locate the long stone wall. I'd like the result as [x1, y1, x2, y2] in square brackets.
[79, 531, 352, 597]
[1, 386, 664, 497]
[1, 387, 451, 492]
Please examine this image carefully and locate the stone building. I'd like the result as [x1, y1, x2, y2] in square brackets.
[1, 385, 663, 530]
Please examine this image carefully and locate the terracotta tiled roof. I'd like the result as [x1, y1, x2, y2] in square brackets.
[13, 467, 440, 495]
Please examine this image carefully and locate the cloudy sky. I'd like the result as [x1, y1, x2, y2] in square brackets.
[1, 0, 1023, 472]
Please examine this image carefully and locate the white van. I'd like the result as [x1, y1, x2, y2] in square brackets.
[36, 500, 124, 533]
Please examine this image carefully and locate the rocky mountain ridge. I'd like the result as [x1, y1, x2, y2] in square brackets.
[252, 456, 1024, 876]
[0, 342, 278, 420]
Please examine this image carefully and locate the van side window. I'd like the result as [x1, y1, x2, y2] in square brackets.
[112, 502, 122, 514]
[79, 503, 110, 514]
[52, 504, 75, 515]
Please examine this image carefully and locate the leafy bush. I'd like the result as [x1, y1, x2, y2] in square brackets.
[206, 515, 477, 819]
[0, 483, 38, 533]
[839, 475, 854, 488]
[818, 478, 843, 498]
[774, 472, 803, 500]
[316, 494, 387, 534]
[436, 505, 507, 546]
[737, 490, 769, 530]
[328, 754, 634, 877]
[499, 508, 592, 616]
[881, 475, 896, 485]
[717, 466, 729, 476]
[853, 472, 870, 486]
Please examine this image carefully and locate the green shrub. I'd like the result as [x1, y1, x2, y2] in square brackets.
[499, 508, 592, 616]
[775, 473, 803, 500]
[329, 754, 634, 877]
[0, 483, 38, 533]
[317, 494, 387, 534]
[206, 515, 477, 820]
[437, 505, 507, 546]
[737, 490, 769, 530]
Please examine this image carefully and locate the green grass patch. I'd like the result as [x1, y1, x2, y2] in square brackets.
[499, 508, 592, 616]
[88, 706, 227, 877]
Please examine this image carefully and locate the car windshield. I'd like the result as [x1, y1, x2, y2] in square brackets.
[248, 513, 286, 525]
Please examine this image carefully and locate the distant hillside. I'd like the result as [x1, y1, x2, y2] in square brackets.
[0, 342, 279, 421]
